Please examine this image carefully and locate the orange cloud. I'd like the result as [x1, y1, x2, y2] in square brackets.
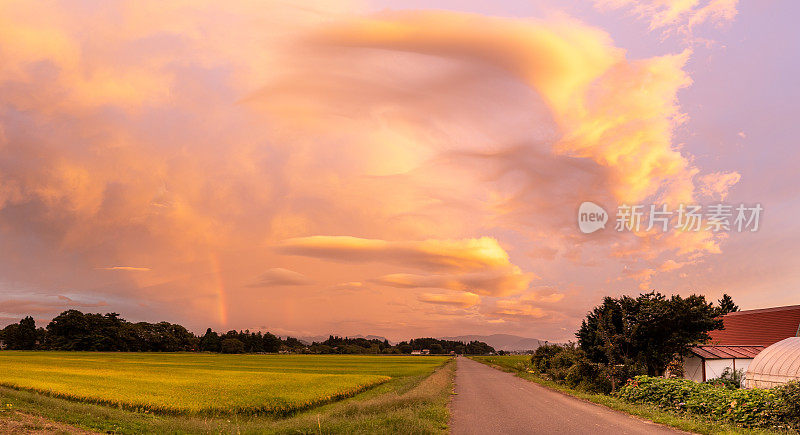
[373, 267, 533, 297]
[594, 0, 738, 33]
[330, 281, 365, 292]
[277, 236, 513, 272]
[0, 295, 108, 316]
[699, 171, 741, 200]
[522, 292, 566, 304]
[418, 292, 480, 308]
[313, 12, 705, 205]
[248, 268, 314, 287]
[490, 300, 549, 320]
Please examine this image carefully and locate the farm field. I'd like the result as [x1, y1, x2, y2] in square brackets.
[0, 352, 448, 416]
[470, 355, 532, 372]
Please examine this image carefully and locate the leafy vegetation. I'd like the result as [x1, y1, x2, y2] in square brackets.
[617, 376, 800, 430]
[705, 368, 746, 389]
[577, 291, 723, 381]
[717, 294, 740, 315]
[0, 352, 447, 416]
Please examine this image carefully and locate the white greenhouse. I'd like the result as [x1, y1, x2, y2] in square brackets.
[745, 337, 800, 389]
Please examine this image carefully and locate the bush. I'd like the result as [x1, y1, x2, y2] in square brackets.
[616, 376, 800, 429]
[530, 344, 614, 393]
[774, 382, 800, 429]
[704, 367, 744, 389]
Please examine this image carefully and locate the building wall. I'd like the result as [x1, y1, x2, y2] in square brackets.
[684, 356, 704, 382]
[683, 357, 753, 383]
[705, 359, 733, 380]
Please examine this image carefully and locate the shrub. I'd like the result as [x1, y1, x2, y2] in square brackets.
[530, 343, 617, 393]
[616, 376, 797, 429]
[774, 381, 800, 429]
[704, 367, 744, 389]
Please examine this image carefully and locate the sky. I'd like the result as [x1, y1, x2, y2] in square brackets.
[0, 0, 798, 342]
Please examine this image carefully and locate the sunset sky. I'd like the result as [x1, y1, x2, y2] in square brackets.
[0, 0, 797, 342]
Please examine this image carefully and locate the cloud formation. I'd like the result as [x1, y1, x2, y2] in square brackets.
[372, 267, 533, 297]
[249, 268, 314, 287]
[418, 292, 480, 308]
[594, 0, 738, 33]
[278, 236, 516, 271]
[0, 1, 742, 340]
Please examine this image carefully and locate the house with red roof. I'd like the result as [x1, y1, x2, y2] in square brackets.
[682, 305, 800, 382]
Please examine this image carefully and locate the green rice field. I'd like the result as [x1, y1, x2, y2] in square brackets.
[0, 352, 448, 416]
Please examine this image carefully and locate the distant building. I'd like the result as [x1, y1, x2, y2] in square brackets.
[682, 305, 800, 383]
[421, 349, 430, 355]
[411, 350, 422, 355]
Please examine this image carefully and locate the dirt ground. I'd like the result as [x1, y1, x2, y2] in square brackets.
[0, 411, 95, 434]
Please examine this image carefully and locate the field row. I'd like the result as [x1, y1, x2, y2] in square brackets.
[0, 352, 448, 415]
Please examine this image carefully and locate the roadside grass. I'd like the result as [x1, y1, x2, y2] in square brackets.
[0, 357, 455, 434]
[469, 356, 784, 435]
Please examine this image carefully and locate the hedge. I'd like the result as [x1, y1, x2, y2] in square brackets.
[616, 376, 800, 430]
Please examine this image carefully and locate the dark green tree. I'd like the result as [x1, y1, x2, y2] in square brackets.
[220, 338, 245, 354]
[283, 337, 305, 350]
[465, 340, 495, 355]
[717, 294, 739, 315]
[262, 332, 282, 353]
[577, 292, 723, 378]
[199, 328, 221, 352]
[1, 316, 39, 350]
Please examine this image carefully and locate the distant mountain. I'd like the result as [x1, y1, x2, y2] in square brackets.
[439, 334, 548, 352]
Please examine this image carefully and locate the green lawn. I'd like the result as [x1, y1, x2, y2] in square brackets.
[0, 352, 447, 416]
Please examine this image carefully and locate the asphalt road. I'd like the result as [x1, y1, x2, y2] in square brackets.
[449, 357, 685, 435]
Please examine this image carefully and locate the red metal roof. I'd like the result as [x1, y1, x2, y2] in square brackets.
[708, 305, 800, 347]
[690, 345, 765, 360]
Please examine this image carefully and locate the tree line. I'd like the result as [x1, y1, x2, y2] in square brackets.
[0, 309, 495, 355]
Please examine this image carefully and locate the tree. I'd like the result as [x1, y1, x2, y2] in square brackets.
[220, 338, 245, 354]
[1, 316, 39, 350]
[577, 292, 723, 378]
[465, 340, 495, 355]
[198, 328, 221, 352]
[262, 332, 282, 353]
[717, 294, 739, 315]
[283, 337, 305, 350]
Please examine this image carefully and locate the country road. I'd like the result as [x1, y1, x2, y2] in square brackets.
[449, 357, 686, 435]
